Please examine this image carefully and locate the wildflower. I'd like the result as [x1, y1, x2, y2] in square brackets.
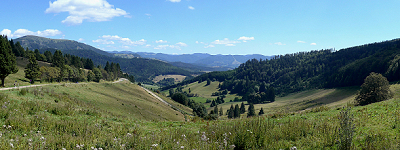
[10, 143, 14, 148]
[290, 146, 297, 150]
[76, 144, 81, 149]
[229, 145, 236, 149]
[201, 133, 208, 142]
[127, 133, 132, 137]
[10, 139, 14, 142]
[62, 148, 66, 150]
[180, 146, 184, 149]
[23, 134, 27, 137]
[28, 139, 33, 142]
[152, 144, 158, 147]
[182, 134, 186, 138]
[99, 148, 103, 150]
[41, 136, 46, 140]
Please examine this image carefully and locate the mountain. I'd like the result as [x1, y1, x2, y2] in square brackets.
[13, 36, 196, 84]
[14, 35, 113, 57]
[113, 52, 272, 70]
[164, 38, 400, 97]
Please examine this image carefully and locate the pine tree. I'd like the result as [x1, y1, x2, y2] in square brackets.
[93, 68, 103, 82]
[228, 105, 234, 119]
[0, 36, 18, 87]
[213, 106, 218, 116]
[247, 103, 256, 117]
[234, 104, 240, 118]
[219, 106, 223, 116]
[52, 50, 64, 68]
[258, 107, 265, 115]
[25, 54, 41, 84]
[240, 102, 246, 114]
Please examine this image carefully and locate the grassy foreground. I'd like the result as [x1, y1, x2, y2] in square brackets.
[0, 80, 400, 149]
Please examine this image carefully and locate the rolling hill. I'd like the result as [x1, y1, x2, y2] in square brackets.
[13, 36, 196, 83]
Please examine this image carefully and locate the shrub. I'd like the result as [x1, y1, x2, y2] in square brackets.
[337, 107, 355, 150]
[19, 88, 28, 95]
[355, 72, 393, 106]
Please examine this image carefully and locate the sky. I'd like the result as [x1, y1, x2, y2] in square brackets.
[1, 0, 400, 56]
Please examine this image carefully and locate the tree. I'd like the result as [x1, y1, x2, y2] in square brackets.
[52, 50, 64, 68]
[258, 107, 265, 115]
[247, 103, 256, 117]
[93, 68, 103, 82]
[228, 105, 234, 119]
[44, 51, 52, 63]
[240, 102, 246, 114]
[234, 104, 240, 118]
[213, 106, 218, 116]
[25, 54, 41, 84]
[219, 106, 223, 116]
[169, 88, 175, 97]
[206, 78, 211, 86]
[355, 72, 393, 106]
[87, 70, 95, 82]
[0, 36, 18, 87]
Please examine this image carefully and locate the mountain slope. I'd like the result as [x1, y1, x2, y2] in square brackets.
[14, 35, 113, 57]
[13, 36, 196, 83]
[165, 38, 400, 97]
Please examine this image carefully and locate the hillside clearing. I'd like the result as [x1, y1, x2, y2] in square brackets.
[152, 75, 187, 83]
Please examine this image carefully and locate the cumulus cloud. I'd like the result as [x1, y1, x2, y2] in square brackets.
[274, 42, 286, 45]
[1, 29, 62, 38]
[310, 43, 317, 45]
[204, 45, 215, 48]
[211, 38, 240, 46]
[297, 41, 306, 43]
[176, 42, 187, 47]
[93, 35, 147, 46]
[92, 39, 115, 44]
[45, 0, 129, 25]
[237, 36, 254, 42]
[188, 6, 195, 10]
[78, 38, 85, 41]
[168, 0, 181, 2]
[155, 40, 167, 43]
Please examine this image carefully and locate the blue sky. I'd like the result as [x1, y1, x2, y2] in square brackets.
[1, 0, 400, 55]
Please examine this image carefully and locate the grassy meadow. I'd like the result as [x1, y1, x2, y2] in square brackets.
[0, 58, 399, 149]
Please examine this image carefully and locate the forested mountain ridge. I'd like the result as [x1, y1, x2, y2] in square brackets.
[13, 36, 195, 84]
[165, 38, 400, 97]
[14, 35, 113, 57]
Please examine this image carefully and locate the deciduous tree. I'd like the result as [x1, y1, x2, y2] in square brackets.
[355, 72, 393, 106]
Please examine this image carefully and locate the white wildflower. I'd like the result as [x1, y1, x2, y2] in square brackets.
[41, 136, 46, 140]
[10, 143, 14, 148]
[229, 145, 236, 149]
[180, 146, 184, 149]
[152, 143, 158, 147]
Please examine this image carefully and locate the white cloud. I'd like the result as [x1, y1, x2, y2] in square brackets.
[274, 42, 286, 45]
[145, 13, 151, 16]
[97, 35, 147, 45]
[297, 40, 306, 43]
[195, 41, 199, 44]
[155, 40, 167, 43]
[154, 45, 170, 49]
[120, 46, 130, 49]
[211, 38, 240, 46]
[144, 44, 152, 48]
[188, 6, 195, 10]
[204, 45, 215, 48]
[237, 36, 254, 42]
[45, 0, 129, 25]
[176, 42, 187, 47]
[92, 39, 115, 44]
[168, 0, 181, 2]
[0, 29, 12, 37]
[1, 29, 62, 38]
[310, 43, 317, 45]
[78, 38, 85, 41]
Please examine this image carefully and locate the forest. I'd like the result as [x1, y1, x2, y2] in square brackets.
[164, 38, 400, 98]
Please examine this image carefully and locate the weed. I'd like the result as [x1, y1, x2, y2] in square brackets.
[337, 107, 355, 150]
[19, 88, 28, 96]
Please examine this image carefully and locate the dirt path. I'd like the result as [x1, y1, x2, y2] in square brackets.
[140, 86, 193, 117]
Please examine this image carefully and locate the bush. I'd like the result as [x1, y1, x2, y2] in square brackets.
[355, 72, 393, 106]
[19, 88, 28, 95]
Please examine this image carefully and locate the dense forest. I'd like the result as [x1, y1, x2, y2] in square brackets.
[164, 38, 400, 98]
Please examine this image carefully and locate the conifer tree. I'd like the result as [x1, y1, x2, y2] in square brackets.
[228, 105, 234, 119]
[258, 107, 265, 115]
[240, 102, 246, 114]
[93, 68, 103, 82]
[219, 106, 223, 116]
[247, 103, 256, 117]
[234, 104, 240, 118]
[52, 50, 64, 68]
[213, 106, 218, 116]
[0, 36, 18, 87]
[25, 54, 41, 84]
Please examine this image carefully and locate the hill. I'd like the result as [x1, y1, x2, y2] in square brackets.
[165, 38, 400, 97]
[13, 36, 196, 84]
[14, 35, 113, 57]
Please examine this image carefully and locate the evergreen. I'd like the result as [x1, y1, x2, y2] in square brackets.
[0, 35, 18, 87]
[258, 107, 265, 115]
[52, 50, 65, 68]
[228, 105, 234, 119]
[93, 68, 103, 82]
[25, 54, 41, 84]
[213, 106, 218, 116]
[240, 102, 246, 114]
[247, 103, 256, 117]
[219, 106, 223, 116]
[234, 104, 240, 118]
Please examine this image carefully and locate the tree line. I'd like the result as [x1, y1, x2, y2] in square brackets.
[0, 35, 135, 86]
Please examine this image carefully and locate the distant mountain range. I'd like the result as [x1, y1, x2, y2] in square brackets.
[110, 52, 273, 70]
